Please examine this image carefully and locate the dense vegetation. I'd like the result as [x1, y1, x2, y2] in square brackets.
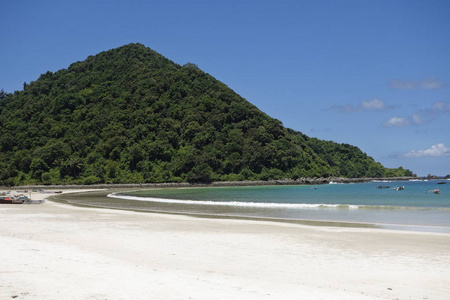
[0, 43, 413, 185]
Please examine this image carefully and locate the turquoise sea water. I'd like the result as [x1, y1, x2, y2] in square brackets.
[108, 179, 450, 233]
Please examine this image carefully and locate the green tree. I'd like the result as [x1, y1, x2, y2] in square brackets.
[0, 89, 7, 100]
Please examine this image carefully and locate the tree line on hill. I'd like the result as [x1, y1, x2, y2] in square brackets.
[0, 43, 413, 186]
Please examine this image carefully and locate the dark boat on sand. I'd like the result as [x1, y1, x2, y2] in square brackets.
[0, 195, 28, 204]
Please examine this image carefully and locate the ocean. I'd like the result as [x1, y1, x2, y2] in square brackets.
[62, 179, 450, 233]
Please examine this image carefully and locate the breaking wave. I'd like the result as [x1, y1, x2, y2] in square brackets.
[107, 193, 444, 211]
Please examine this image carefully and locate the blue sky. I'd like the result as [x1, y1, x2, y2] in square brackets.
[1, 0, 449, 176]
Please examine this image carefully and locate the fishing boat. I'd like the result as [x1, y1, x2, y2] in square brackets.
[377, 185, 390, 189]
[392, 186, 405, 191]
[0, 194, 28, 204]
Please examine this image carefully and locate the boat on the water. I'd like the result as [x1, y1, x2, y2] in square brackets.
[377, 185, 390, 189]
[392, 186, 405, 191]
[428, 189, 440, 194]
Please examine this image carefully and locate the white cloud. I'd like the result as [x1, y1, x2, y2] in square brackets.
[403, 143, 450, 158]
[432, 101, 450, 112]
[389, 77, 444, 90]
[411, 113, 424, 125]
[382, 117, 410, 127]
[360, 98, 386, 110]
[420, 77, 443, 90]
[383, 101, 450, 127]
[331, 98, 387, 113]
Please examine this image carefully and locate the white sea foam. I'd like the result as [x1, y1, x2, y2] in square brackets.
[107, 193, 353, 209]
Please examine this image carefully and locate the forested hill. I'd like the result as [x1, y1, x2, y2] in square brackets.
[0, 43, 412, 185]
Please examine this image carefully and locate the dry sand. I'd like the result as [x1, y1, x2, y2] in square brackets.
[1, 189, 450, 299]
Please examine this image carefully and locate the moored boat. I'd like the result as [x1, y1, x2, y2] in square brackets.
[39, 190, 63, 194]
[377, 185, 390, 189]
[0, 192, 34, 204]
[392, 186, 405, 191]
[0, 195, 26, 204]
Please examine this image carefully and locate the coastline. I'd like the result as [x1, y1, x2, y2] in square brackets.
[53, 188, 382, 230]
[1, 189, 450, 299]
[4, 176, 418, 191]
[51, 182, 450, 234]
[14, 180, 450, 233]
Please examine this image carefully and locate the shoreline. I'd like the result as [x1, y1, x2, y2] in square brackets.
[51, 189, 382, 230]
[4, 180, 450, 235]
[51, 185, 450, 235]
[1, 188, 449, 299]
[52, 190, 437, 234]
[2, 176, 418, 190]
[8, 181, 449, 234]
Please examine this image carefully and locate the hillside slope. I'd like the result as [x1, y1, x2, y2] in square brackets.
[0, 43, 412, 185]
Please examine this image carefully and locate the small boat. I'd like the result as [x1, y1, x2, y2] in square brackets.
[437, 182, 446, 185]
[0, 195, 27, 204]
[39, 190, 63, 194]
[392, 186, 405, 191]
[0, 196, 13, 204]
[377, 185, 390, 189]
[428, 189, 440, 194]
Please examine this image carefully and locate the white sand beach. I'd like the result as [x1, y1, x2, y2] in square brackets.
[1, 189, 450, 299]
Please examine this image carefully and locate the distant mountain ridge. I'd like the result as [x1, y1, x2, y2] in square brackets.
[0, 43, 413, 185]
